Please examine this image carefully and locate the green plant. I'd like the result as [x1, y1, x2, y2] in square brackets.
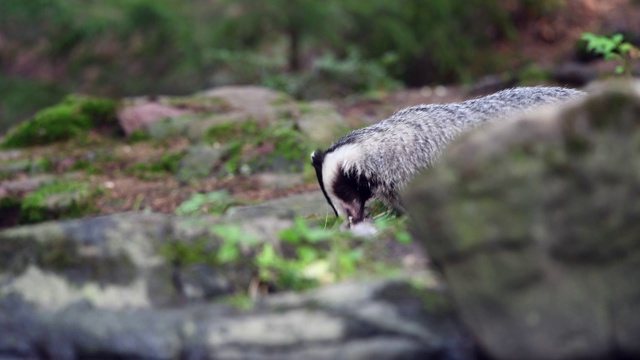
[175, 191, 236, 216]
[212, 224, 259, 264]
[374, 216, 413, 245]
[161, 214, 412, 294]
[160, 224, 257, 267]
[253, 218, 366, 290]
[581, 33, 640, 76]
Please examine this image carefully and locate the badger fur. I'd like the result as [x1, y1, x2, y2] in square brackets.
[311, 86, 585, 225]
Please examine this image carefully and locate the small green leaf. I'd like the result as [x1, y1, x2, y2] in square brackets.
[297, 246, 319, 262]
[256, 243, 277, 266]
[611, 33, 624, 45]
[396, 231, 413, 244]
[279, 228, 301, 243]
[217, 243, 240, 263]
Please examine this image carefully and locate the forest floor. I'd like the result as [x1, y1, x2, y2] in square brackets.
[2, 0, 639, 221]
[67, 0, 640, 217]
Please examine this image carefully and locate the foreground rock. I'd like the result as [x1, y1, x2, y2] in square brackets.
[0, 211, 472, 359]
[0, 280, 470, 360]
[0, 206, 447, 358]
[405, 81, 640, 360]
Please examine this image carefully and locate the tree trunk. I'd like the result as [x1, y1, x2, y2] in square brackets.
[288, 26, 300, 72]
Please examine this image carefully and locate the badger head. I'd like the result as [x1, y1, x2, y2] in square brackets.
[311, 145, 374, 226]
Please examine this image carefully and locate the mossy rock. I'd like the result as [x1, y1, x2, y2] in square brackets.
[126, 152, 185, 181]
[176, 146, 227, 183]
[0, 158, 52, 179]
[205, 120, 313, 176]
[2, 95, 118, 148]
[19, 180, 98, 224]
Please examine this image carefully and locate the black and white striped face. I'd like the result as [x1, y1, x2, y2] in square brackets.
[311, 146, 373, 225]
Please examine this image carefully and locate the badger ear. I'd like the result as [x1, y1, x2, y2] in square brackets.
[310, 149, 325, 167]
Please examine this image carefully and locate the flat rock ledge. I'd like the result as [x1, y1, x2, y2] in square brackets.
[0, 212, 472, 360]
[0, 279, 471, 360]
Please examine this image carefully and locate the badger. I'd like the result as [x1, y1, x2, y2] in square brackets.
[311, 86, 585, 226]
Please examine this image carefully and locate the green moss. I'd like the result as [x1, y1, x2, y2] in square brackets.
[163, 95, 231, 112]
[70, 159, 101, 174]
[127, 151, 185, 180]
[20, 180, 96, 224]
[67, 95, 118, 126]
[128, 130, 152, 143]
[2, 94, 118, 148]
[204, 119, 313, 175]
[247, 123, 309, 173]
[206, 121, 261, 142]
[221, 141, 245, 175]
[271, 125, 308, 161]
[2, 105, 91, 148]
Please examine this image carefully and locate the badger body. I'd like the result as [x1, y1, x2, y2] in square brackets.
[311, 86, 586, 225]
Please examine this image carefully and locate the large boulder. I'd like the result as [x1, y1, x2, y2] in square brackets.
[404, 81, 640, 360]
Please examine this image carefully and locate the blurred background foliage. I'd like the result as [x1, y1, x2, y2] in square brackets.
[0, 0, 565, 131]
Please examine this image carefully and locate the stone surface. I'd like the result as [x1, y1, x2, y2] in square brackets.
[296, 101, 349, 147]
[118, 102, 192, 136]
[0, 213, 176, 309]
[225, 191, 333, 220]
[144, 114, 198, 140]
[200, 86, 294, 126]
[176, 145, 227, 183]
[0, 196, 473, 360]
[404, 80, 640, 360]
[254, 172, 305, 190]
[0, 273, 470, 359]
[0, 174, 56, 196]
[0, 158, 48, 177]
